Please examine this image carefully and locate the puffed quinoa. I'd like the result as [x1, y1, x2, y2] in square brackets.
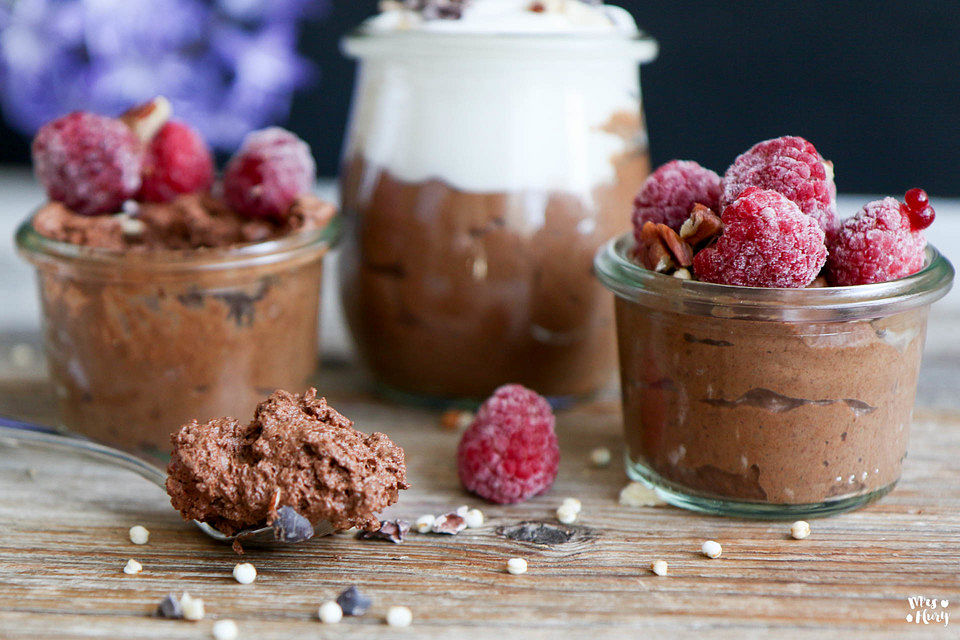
[386, 605, 413, 627]
[506, 557, 528, 575]
[128, 525, 149, 545]
[560, 497, 582, 514]
[618, 482, 666, 507]
[701, 540, 722, 559]
[590, 447, 612, 468]
[464, 508, 484, 529]
[414, 514, 436, 533]
[180, 593, 205, 621]
[791, 520, 811, 540]
[232, 562, 257, 585]
[211, 619, 239, 640]
[651, 560, 668, 576]
[123, 559, 142, 575]
[556, 504, 578, 525]
[319, 600, 343, 624]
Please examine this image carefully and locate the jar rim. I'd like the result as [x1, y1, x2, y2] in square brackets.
[15, 212, 341, 274]
[594, 232, 955, 321]
[342, 28, 658, 61]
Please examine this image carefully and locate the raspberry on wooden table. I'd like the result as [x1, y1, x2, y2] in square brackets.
[223, 127, 316, 221]
[139, 121, 215, 203]
[632, 160, 721, 237]
[457, 384, 559, 504]
[693, 187, 827, 288]
[827, 195, 929, 286]
[32, 112, 143, 216]
[721, 136, 838, 234]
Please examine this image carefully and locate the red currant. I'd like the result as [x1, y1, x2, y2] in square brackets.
[904, 188, 929, 211]
[909, 205, 936, 231]
[902, 188, 935, 231]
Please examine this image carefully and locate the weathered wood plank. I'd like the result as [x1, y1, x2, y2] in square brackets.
[0, 364, 958, 639]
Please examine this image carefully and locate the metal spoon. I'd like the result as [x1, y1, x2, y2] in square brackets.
[0, 416, 334, 545]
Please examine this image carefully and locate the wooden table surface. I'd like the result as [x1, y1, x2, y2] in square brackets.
[1, 347, 959, 640]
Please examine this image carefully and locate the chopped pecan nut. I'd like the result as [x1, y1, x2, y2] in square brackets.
[637, 221, 695, 274]
[679, 204, 723, 247]
[656, 223, 693, 267]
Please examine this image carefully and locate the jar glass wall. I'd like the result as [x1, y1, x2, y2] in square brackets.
[595, 233, 954, 517]
[16, 220, 335, 456]
[339, 32, 657, 403]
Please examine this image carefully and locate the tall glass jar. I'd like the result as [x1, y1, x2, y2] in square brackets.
[339, 29, 657, 403]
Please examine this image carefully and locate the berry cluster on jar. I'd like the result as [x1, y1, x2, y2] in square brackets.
[30, 96, 316, 224]
[630, 136, 936, 287]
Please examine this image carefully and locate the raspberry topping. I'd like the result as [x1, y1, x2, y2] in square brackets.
[826, 196, 928, 286]
[32, 112, 143, 216]
[223, 127, 316, 220]
[632, 160, 721, 238]
[721, 136, 838, 234]
[139, 121, 215, 203]
[693, 187, 827, 288]
[456, 384, 559, 504]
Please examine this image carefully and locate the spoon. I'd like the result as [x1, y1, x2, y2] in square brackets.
[0, 416, 334, 545]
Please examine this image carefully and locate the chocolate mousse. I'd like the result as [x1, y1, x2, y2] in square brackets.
[339, 113, 649, 400]
[166, 388, 408, 535]
[616, 304, 926, 504]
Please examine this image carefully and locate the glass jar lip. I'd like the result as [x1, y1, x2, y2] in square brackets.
[342, 27, 658, 62]
[15, 210, 341, 274]
[594, 232, 955, 321]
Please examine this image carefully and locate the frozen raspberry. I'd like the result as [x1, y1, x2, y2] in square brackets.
[827, 195, 928, 286]
[693, 187, 827, 288]
[456, 384, 559, 504]
[32, 112, 143, 216]
[223, 127, 316, 220]
[139, 121, 215, 203]
[721, 136, 838, 234]
[632, 160, 721, 239]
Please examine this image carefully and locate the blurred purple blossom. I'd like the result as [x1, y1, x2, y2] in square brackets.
[0, 0, 328, 150]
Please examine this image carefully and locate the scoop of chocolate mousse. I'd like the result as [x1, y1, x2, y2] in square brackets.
[32, 192, 334, 251]
[166, 388, 408, 536]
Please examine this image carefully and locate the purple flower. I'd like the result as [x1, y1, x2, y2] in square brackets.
[0, 0, 327, 150]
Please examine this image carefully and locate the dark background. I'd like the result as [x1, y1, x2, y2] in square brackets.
[3, 1, 959, 196]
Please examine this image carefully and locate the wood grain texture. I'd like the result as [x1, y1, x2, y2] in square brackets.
[0, 362, 959, 640]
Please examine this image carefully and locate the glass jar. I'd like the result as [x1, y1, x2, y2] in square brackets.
[16, 219, 337, 457]
[595, 233, 954, 517]
[339, 30, 657, 403]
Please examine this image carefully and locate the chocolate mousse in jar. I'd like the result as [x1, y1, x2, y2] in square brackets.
[596, 140, 955, 517]
[16, 98, 337, 456]
[339, 0, 657, 403]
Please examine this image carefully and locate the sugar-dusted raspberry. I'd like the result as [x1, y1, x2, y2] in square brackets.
[827, 196, 928, 286]
[693, 187, 827, 288]
[139, 121, 215, 203]
[721, 136, 838, 234]
[32, 112, 143, 216]
[632, 160, 721, 239]
[223, 127, 316, 220]
[456, 384, 559, 504]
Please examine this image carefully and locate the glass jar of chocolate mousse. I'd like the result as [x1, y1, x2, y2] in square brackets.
[338, 3, 657, 403]
[16, 210, 337, 457]
[595, 234, 954, 517]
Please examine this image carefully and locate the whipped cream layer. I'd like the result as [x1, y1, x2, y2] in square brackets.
[365, 0, 639, 35]
[345, 1, 654, 193]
